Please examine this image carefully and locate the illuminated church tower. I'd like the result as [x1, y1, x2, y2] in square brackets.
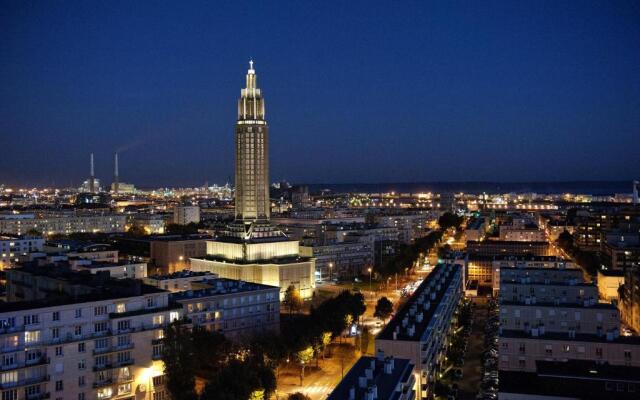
[191, 61, 315, 299]
[224, 61, 285, 240]
[235, 60, 269, 222]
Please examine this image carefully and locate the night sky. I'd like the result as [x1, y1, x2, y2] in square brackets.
[1, 1, 639, 188]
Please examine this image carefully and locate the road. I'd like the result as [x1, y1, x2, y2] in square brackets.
[275, 342, 358, 400]
[457, 299, 488, 400]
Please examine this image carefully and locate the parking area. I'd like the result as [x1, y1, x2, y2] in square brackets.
[477, 297, 499, 400]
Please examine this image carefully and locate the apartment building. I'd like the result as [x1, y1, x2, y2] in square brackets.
[0, 236, 44, 270]
[376, 264, 463, 399]
[498, 262, 640, 398]
[172, 206, 200, 226]
[170, 278, 280, 340]
[619, 266, 640, 333]
[0, 274, 179, 400]
[493, 263, 583, 296]
[299, 241, 373, 280]
[466, 240, 550, 257]
[328, 351, 415, 400]
[0, 213, 126, 236]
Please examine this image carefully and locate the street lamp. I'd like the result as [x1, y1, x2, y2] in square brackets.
[368, 267, 373, 297]
[329, 262, 333, 282]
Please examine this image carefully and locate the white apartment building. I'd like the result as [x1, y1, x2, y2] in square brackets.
[0, 213, 126, 236]
[172, 206, 200, 226]
[376, 264, 463, 399]
[0, 283, 180, 400]
[170, 278, 280, 340]
[0, 236, 44, 269]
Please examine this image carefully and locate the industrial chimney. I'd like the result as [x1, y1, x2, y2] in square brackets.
[89, 153, 96, 193]
[114, 153, 119, 194]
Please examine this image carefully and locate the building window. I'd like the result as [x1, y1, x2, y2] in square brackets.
[1, 389, 17, 400]
[55, 380, 63, 391]
[55, 346, 63, 356]
[52, 311, 60, 321]
[78, 394, 85, 400]
[78, 376, 85, 387]
[117, 320, 130, 332]
[153, 344, 163, 358]
[78, 342, 85, 353]
[75, 309, 82, 318]
[75, 326, 83, 336]
[94, 306, 108, 316]
[78, 359, 86, 370]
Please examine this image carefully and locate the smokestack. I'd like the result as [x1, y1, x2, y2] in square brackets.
[89, 153, 95, 193]
[114, 153, 119, 194]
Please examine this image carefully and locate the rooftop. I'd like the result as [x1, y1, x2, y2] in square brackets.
[327, 354, 414, 400]
[170, 278, 278, 301]
[146, 270, 214, 281]
[377, 264, 461, 341]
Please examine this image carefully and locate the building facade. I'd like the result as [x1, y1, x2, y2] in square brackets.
[376, 264, 463, 399]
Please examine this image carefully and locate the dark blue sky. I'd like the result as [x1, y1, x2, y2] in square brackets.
[1, 1, 639, 188]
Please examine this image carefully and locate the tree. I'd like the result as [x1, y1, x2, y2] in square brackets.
[374, 297, 394, 322]
[557, 230, 574, 251]
[288, 393, 311, 400]
[438, 212, 463, 230]
[201, 360, 275, 400]
[321, 331, 332, 358]
[162, 322, 196, 400]
[283, 285, 303, 316]
[126, 224, 147, 237]
[166, 222, 200, 235]
[360, 325, 372, 355]
[296, 346, 314, 385]
[25, 228, 42, 236]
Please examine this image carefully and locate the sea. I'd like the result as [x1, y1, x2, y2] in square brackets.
[302, 181, 634, 196]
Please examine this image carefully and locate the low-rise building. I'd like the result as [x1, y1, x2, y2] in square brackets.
[327, 351, 415, 400]
[149, 234, 210, 273]
[69, 259, 148, 280]
[44, 240, 119, 263]
[375, 264, 463, 399]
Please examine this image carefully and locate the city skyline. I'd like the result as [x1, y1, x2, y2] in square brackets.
[1, 1, 639, 187]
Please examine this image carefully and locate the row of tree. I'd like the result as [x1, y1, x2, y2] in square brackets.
[162, 290, 368, 400]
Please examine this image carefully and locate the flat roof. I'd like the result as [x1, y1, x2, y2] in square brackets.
[327, 356, 413, 400]
[146, 270, 214, 281]
[170, 278, 278, 301]
[377, 264, 461, 341]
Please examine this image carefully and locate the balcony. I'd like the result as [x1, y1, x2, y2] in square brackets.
[0, 374, 50, 389]
[93, 342, 134, 355]
[93, 359, 134, 371]
[93, 378, 113, 388]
